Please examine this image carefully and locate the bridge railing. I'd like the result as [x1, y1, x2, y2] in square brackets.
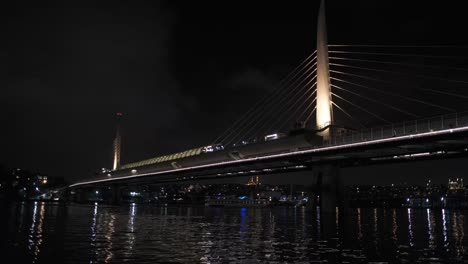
[325, 111, 468, 147]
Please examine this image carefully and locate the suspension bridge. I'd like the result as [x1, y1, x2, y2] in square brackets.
[64, 0, 468, 211]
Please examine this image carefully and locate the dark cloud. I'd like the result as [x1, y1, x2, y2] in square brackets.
[2, 3, 186, 178]
[227, 68, 275, 92]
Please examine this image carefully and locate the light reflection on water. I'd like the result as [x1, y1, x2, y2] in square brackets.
[28, 202, 45, 263]
[1, 203, 468, 263]
[391, 208, 398, 244]
[408, 208, 414, 247]
[356, 207, 363, 241]
[427, 208, 435, 250]
[442, 208, 448, 247]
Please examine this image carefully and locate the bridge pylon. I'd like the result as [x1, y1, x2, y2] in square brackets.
[112, 112, 123, 171]
[316, 0, 333, 141]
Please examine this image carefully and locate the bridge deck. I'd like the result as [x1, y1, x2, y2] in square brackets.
[70, 112, 468, 188]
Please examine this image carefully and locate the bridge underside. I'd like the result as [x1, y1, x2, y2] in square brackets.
[73, 128, 468, 188]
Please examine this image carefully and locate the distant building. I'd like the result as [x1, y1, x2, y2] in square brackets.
[37, 175, 48, 185]
[448, 178, 464, 190]
[246, 176, 260, 186]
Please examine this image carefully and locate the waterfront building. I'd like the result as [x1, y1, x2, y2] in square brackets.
[448, 178, 464, 190]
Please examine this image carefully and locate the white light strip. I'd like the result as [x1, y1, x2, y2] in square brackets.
[69, 126, 468, 187]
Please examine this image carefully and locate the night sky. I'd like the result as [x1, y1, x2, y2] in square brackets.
[2, 1, 468, 185]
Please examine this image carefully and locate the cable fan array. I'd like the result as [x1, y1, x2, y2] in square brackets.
[212, 44, 468, 147]
[328, 44, 468, 128]
[212, 50, 318, 147]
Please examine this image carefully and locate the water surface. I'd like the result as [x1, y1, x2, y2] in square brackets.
[1, 202, 467, 263]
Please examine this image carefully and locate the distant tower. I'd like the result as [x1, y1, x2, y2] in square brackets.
[112, 112, 123, 171]
[316, 0, 333, 141]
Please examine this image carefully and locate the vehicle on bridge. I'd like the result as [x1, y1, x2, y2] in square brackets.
[264, 133, 286, 141]
[201, 144, 224, 153]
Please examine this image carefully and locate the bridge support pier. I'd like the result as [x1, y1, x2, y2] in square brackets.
[306, 164, 343, 213]
[72, 188, 86, 203]
[57, 189, 69, 203]
[111, 185, 124, 205]
[316, 165, 341, 213]
[304, 164, 343, 239]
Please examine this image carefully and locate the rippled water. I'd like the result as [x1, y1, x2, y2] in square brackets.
[1, 202, 468, 263]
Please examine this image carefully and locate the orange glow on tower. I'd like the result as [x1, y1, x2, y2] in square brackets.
[112, 112, 122, 171]
[316, 0, 333, 141]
